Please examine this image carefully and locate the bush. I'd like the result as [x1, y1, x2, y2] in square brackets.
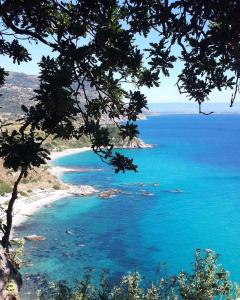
[38, 250, 240, 300]
[22, 178, 29, 184]
[19, 191, 28, 197]
[0, 179, 12, 196]
[53, 184, 60, 190]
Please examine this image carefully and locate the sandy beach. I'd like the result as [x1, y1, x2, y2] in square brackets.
[50, 147, 91, 160]
[0, 147, 98, 231]
[3, 143, 149, 230]
[12, 189, 73, 227]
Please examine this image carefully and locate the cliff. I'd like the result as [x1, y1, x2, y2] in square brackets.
[0, 248, 22, 300]
[121, 137, 152, 149]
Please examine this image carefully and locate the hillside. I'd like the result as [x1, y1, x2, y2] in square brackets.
[0, 71, 96, 117]
[0, 71, 155, 123]
[0, 159, 66, 197]
[0, 72, 38, 116]
[0, 123, 151, 196]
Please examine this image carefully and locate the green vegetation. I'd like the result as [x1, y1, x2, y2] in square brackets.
[1, 0, 239, 251]
[0, 3, 240, 300]
[0, 179, 12, 196]
[39, 250, 240, 300]
[44, 135, 91, 152]
[19, 191, 28, 197]
[53, 184, 61, 190]
[44, 125, 135, 151]
[0, 123, 129, 153]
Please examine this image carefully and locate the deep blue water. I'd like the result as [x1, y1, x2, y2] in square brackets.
[16, 115, 240, 285]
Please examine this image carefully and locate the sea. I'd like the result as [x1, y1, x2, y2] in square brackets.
[16, 114, 240, 290]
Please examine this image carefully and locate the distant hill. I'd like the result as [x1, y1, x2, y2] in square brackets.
[0, 72, 38, 116]
[0, 71, 96, 117]
[3, 72, 237, 118]
[147, 102, 240, 114]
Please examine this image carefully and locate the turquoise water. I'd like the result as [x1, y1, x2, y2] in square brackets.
[16, 115, 240, 285]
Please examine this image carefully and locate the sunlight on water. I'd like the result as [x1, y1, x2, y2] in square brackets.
[16, 115, 240, 285]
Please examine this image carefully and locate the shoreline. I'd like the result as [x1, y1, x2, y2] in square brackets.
[50, 147, 91, 160]
[12, 185, 99, 229]
[12, 189, 74, 228]
[9, 147, 93, 230]
[9, 141, 152, 230]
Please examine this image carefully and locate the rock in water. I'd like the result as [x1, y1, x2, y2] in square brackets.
[98, 189, 121, 199]
[121, 137, 153, 149]
[24, 235, 46, 241]
[70, 185, 99, 196]
[65, 229, 74, 235]
[169, 189, 184, 193]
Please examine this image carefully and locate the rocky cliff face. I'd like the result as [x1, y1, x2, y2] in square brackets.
[0, 249, 22, 300]
[118, 137, 152, 149]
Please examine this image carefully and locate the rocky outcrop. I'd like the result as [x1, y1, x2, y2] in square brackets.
[0, 248, 22, 300]
[69, 185, 99, 196]
[24, 235, 46, 242]
[98, 188, 121, 199]
[137, 113, 147, 120]
[120, 137, 153, 149]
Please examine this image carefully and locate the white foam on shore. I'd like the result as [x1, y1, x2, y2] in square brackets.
[12, 189, 72, 227]
[0, 147, 94, 231]
[5, 144, 150, 231]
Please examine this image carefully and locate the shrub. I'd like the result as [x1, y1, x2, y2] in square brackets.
[22, 178, 29, 184]
[38, 250, 240, 300]
[0, 180, 12, 196]
[53, 184, 60, 190]
[19, 191, 28, 197]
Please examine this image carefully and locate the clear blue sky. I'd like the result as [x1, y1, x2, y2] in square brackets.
[0, 35, 233, 105]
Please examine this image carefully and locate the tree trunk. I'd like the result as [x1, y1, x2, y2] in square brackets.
[1, 170, 24, 252]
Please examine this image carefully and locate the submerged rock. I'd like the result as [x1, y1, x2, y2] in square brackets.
[168, 189, 184, 193]
[24, 235, 46, 241]
[98, 189, 121, 199]
[65, 229, 74, 235]
[120, 191, 132, 195]
[141, 191, 154, 196]
[137, 182, 146, 187]
[24, 261, 33, 268]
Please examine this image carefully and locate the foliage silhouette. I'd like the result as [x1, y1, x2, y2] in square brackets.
[0, 0, 239, 265]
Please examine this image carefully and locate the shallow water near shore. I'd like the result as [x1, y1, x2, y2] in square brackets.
[16, 114, 240, 288]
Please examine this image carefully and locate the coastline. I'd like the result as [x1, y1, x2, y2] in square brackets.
[50, 147, 91, 160]
[8, 147, 93, 230]
[11, 184, 99, 230]
[7, 141, 152, 231]
[12, 189, 74, 228]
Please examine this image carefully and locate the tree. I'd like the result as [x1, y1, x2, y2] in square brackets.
[0, 0, 239, 253]
[0, 0, 150, 251]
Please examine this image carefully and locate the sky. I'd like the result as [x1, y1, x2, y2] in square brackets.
[0, 33, 234, 106]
